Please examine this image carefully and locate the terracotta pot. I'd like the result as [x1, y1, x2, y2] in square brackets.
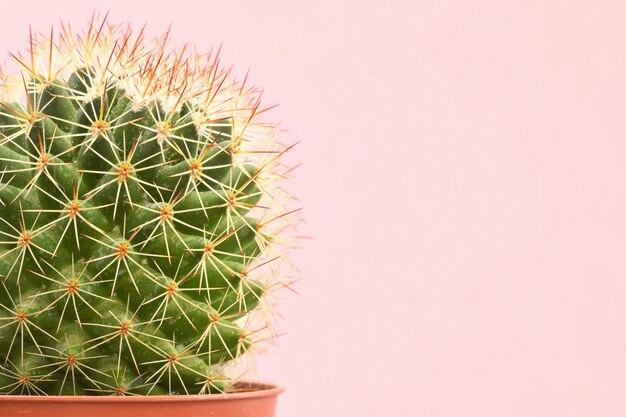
[0, 382, 283, 417]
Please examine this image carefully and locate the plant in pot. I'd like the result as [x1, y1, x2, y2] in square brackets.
[0, 16, 297, 417]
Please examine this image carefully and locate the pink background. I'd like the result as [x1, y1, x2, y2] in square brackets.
[2, 1, 626, 416]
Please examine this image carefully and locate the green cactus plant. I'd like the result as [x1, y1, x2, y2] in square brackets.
[0, 17, 296, 396]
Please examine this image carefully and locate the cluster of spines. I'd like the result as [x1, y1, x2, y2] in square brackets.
[0, 16, 298, 395]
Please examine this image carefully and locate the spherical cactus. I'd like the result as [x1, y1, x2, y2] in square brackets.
[0, 17, 296, 395]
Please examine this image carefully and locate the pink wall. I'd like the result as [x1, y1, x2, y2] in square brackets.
[2, 1, 626, 416]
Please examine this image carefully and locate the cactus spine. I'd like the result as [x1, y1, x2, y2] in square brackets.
[0, 17, 296, 395]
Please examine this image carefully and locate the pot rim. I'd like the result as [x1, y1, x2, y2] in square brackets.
[0, 381, 284, 403]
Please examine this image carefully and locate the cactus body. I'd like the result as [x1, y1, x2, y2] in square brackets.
[0, 19, 294, 395]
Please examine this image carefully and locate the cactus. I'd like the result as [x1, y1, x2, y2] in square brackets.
[0, 17, 296, 395]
